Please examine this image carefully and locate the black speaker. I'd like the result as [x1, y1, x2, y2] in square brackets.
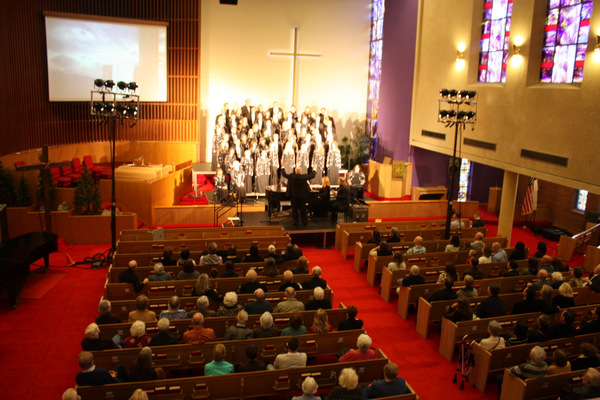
[220, 0, 238, 4]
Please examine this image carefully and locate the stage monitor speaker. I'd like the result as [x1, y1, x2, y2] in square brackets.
[0, 204, 7, 245]
[220, 0, 238, 4]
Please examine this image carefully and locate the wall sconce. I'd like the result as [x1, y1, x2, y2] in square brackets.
[456, 43, 466, 70]
[593, 32, 600, 62]
[510, 36, 524, 68]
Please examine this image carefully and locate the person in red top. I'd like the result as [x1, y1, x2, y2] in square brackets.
[339, 333, 377, 362]
[124, 320, 151, 348]
[309, 309, 332, 333]
[183, 313, 217, 345]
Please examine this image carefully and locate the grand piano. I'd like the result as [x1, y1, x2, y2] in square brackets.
[0, 232, 58, 308]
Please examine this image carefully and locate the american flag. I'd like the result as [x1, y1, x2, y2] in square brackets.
[521, 177, 538, 215]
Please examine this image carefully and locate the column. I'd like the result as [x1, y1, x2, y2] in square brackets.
[497, 170, 519, 243]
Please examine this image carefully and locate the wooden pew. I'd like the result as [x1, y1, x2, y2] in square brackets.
[108, 288, 334, 320]
[397, 275, 533, 320]
[120, 226, 286, 241]
[439, 304, 600, 362]
[100, 306, 348, 341]
[499, 366, 600, 400]
[105, 274, 312, 301]
[353, 241, 376, 272]
[470, 333, 600, 393]
[416, 286, 597, 339]
[92, 330, 364, 372]
[116, 235, 291, 254]
[77, 349, 407, 400]
[556, 222, 600, 263]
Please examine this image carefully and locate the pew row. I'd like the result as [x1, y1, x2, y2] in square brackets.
[120, 226, 287, 241]
[117, 235, 291, 254]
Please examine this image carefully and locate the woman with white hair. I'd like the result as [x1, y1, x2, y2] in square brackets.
[95, 299, 122, 325]
[62, 388, 79, 400]
[188, 295, 217, 318]
[124, 320, 151, 348]
[553, 282, 576, 309]
[128, 388, 149, 400]
[253, 311, 280, 338]
[148, 262, 172, 282]
[326, 367, 363, 399]
[339, 334, 376, 362]
[306, 287, 333, 310]
[224, 310, 254, 340]
[216, 291, 243, 316]
[292, 376, 321, 400]
[479, 320, 506, 351]
[81, 322, 118, 351]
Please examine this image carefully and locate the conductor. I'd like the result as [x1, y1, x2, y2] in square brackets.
[282, 166, 316, 226]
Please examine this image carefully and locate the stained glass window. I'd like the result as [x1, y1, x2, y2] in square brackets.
[458, 158, 472, 202]
[366, 0, 385, 138]
[540, 0, 594, 83]
[576, 189, 588, 211]
[478, 0, 513, 83]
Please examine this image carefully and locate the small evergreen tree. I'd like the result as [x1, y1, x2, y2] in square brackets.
[73, 166, 101, 215]
[0, 161, 18, 206]
[17, 175, 31, 206]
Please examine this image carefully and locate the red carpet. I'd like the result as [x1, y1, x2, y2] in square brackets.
[0, 270, 66, 299]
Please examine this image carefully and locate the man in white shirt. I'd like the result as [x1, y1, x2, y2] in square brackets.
[274, 337, 307, 369]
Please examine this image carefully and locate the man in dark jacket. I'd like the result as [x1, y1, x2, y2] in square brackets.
[281, 166, 316, 225]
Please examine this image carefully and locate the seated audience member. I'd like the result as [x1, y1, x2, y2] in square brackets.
[469, 232, 485, 251]
[463, 258, 484, 280]
[149, 318, 179, 346]
[217, 291, 243, 316]
[240, 269, 267, 294]
[512, 286, 544, 315]
[428, 278, 457, 302]
[188, 295, 217, 319]
[478, 247, 492, 264]
[128, 295, 157, 323]
[237, 345, 268, 373]
[553, 282, 576, 309]
[225, 245, 242, 264]
[547, 349, 571, 375]
[199, 242, 222, 265]
[204, 343, 234, 376]
[264, 245, 278, 261]
[562, 368, 600, 400]
[539, 255, 555, 274]
[277, 243, 303, 264]
[192, 273, 223, 303]
[405, 236, 426, 255]
[148, 262, 172, 282]
[292, 256, 310, 274]
[176, 249, 196, 267]
[551, 309, 577, 339]
[62, 388, 79, 400]
[387, 251, 406, 271]
[444, 234, 461, 252]
[274, 336, 307, 369]
[244, 288, 273, 315]
[399, 265, 426, 288]
[571, 343, 600, 371]
[243, 245, 264, 263]
[583, 265, 600, 293]
[292, 376, 321, 400]
[281, 311, 308, 336]
[159, 296, 188, 320]
[76, 351, 119, 386]
[569, 267, 585, 288]
[508, 345, 548, 379]
[129, 347, 162, 382]
[159, 248, 177, 266]
[479, 320, 506, 351]
[95, 299, 122, 325]
[509, 241, 528, 261]
[301, 266, 327, 290]
[309, 309, 332, 333]
[521, 257, 538, 276]
[176, 260, 199, 280]
[339, 334, 376, 362]
[254, 311, 280, 338]
[366, 229, 382, 245]
[491, 242, 508, 262]
[456, 275, 478, 298]
[124, 320, 151, 348]
[220, 261, 239, 278]
[444, 298, 474, 323]
[81, 323, 117, 351]
[540, 285, 559, 314]
[369, 241, 393, 258]
[209, 268, 219, 278]
[476, 282, 506, 319]
[466, 249, 478, 265]
[278, 270, 302, 292]
[183, 313, 216, 345]
[532, 269, 551, 291]
[450, 212, 465, 229]
[506, 320, 529, 346]
[306, 287, 332, 310]
[552, 257, 568, 272]
[387, 227, 400, 243]
[534, 241, 547, 259]
[503, 260, 521, 277]
[224, 310, 253, 340]
[274, 287, 305, 313]
[119, 260, 149, 293]
[365, 362, 407, 399]
[527, 314, 552, 342]
[436, 262, 458, 284]
[261, 257, 279, 276]
[129, 389, 149, 400]
[337, 305, 364, 331]
[327, 368, 364, 400]
[472, 212, 485, 227]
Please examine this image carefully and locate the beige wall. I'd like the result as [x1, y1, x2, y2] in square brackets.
[200, 0, 370, 160]
[409, 0, 600, 193]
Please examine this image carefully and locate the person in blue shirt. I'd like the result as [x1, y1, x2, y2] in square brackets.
[365, 362, 407, 399]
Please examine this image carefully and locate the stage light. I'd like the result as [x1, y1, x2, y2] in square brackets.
[104, 102, 114, 114]
[448, 89, 458, 98]
[126, 105, 138, 118]
[128, 82, 138, 91]
[116, 104, 127, 115]
[440, 89, 450, 98]
[94, 79, 104, 89]
[117, 81, 128, 91]
[92, 103, 104, 113]
[104, 80, 115, 90]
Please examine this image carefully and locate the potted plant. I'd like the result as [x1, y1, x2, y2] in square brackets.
[73, 166, 101, 215]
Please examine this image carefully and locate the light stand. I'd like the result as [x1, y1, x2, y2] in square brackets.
[437, 89, 477, 239]
[90, 80, 140, 260]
